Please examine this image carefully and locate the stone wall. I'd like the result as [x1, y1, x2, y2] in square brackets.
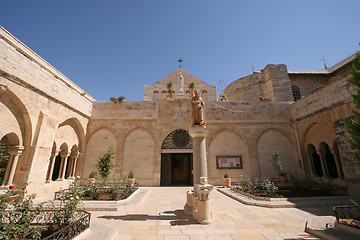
[87, 99, 298, 185]
[0, 27, 93, 197]
[224, 64, 293, 102]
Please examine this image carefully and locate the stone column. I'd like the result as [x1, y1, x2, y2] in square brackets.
[69, 152, 79, 179]
[186, 127, 213, 224]
[329, 147, 342, 178]
[45, 150, 59, 183]
[57, 151, 69, 181]
[2, 146, 24, 186]
[189, 127, 209, 185]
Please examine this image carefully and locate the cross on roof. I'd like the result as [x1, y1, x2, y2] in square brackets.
[178, 58, 183, 68]
[320, 56, 328, 69]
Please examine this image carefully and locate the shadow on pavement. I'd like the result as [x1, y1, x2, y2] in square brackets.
[98, 209, 197, 225]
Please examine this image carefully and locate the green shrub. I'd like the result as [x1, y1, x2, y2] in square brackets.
[260, 179, 278, 196]
[96, 148, 114, 179]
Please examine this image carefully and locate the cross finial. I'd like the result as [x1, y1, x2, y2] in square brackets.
[251, 64, 254, 73]
[178, 58, 183, 68]
[320, 56, 328, 69]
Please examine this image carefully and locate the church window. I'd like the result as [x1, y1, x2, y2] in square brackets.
[153, 90, 159, 93]
[292, 85, 301, 101]
[202, 89, 208, 93]
[161, 89, 167, 93]
[162, 129, 193, 149]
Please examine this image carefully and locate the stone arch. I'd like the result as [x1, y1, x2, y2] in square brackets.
[65, 145, 79, 179]
[161, 129, 193, 150]
[52, 143, 68, 181]
[83, 127, 117, 179]
[302, 123, 337, 152]
[306, 143, 323, 177]
[208, 128, 249, 185]
[319, 141, 339, 178]
[0, 86, 32, 147]
[122, 127, 155, 186]
[0, 133, 21, 185]
[257, 128, 297, 180]
[58, 118, 85, 153]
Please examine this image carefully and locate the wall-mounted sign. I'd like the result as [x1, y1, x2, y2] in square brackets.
[216, 155, 242, 169]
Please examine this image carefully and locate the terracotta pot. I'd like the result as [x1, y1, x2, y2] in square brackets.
[223, 178, 231, 187]
[88, 178, 96, 184]
[279, 176, 288, 184]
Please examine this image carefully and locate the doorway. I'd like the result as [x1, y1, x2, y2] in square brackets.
[161, 153, 193, 186]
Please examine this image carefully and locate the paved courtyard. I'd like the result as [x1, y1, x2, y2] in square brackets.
[78, 187, 333, 240]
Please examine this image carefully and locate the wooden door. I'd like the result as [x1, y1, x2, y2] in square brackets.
[171, 154, 191, 185]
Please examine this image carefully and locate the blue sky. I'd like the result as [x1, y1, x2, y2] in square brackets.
[1, 1, 359, 101]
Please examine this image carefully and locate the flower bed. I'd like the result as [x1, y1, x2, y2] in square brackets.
[231, 175, 348, 198]
[0, 180, 90, 240]
[54, 178, 137, 201]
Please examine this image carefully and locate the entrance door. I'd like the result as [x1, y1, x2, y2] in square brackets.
[172, 154, 192, 185]
[161, 153, 193, 186]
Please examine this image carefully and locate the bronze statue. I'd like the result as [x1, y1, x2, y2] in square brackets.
[191, 90, 206, 127]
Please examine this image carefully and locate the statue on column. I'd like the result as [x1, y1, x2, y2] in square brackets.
[191, 90, 206, 127]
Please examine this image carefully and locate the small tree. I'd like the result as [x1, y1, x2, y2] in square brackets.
[0, 142, 9, 185]
[345, 51, 360, 162]
[271, 151, 286, 177]
[96, 148, 114, 178]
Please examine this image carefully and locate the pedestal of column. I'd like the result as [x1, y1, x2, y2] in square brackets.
[195, 181, 213, 224]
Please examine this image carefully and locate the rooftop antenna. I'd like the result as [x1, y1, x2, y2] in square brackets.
[320, 56, 328, 70]
[178, 58, 183, 68]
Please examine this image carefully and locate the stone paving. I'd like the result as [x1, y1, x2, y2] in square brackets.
[77, 187, 334, 240]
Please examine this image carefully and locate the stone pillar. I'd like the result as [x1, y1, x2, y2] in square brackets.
[189, 127, 209, 185]
[186, 127, 213, 224]
[329, 147, 342, 178]
[57, 151, 69, 181]
[69, 152, 79, 179]
[2, 146, 24, 186]
[45, 150, 59, 183]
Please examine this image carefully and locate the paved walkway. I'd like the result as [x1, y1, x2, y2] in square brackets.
[78, 187, 334, 240]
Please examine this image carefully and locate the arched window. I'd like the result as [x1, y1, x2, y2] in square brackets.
[202, 89, 208, 93]
[161, 89, 167, 93]
[153, 90, 159, 94]
[292, 85, 301, 101]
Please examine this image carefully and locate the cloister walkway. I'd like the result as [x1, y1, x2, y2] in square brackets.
[77, 187, 331, 240]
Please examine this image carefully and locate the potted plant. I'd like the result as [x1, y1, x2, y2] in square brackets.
[128, 170, 135, 187]
[271, 151, 287, 184]
[188, 81, 196, 98]
[88, 171, 96, 184]
[166, 81, 173, 98]
[223, 173, 231, 187]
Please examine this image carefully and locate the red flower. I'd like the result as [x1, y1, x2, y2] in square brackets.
[9, 185, 14, 190]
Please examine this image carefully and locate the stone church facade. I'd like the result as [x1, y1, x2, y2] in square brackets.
[0, 26, 359, 198]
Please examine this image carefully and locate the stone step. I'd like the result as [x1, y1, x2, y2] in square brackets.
[305, 216, 360, 240]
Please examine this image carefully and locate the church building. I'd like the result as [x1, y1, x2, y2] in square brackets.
[0, 26, 359, 198]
